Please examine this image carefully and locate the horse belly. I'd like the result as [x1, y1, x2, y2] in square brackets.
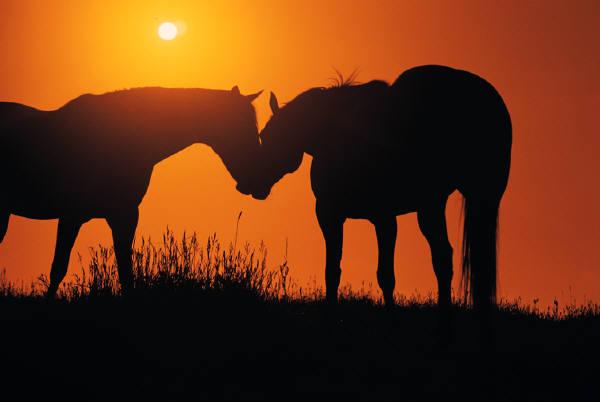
[4, 164, 152, 219]
[8, 187, 64, 219]
[310, 156, 450, 219]
[5, 172, 96, 219]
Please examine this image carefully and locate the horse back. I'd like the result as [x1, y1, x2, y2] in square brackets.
[0, 102, 48, 167]
[391, 65, 509, 123]
[0, 102, 42, 132]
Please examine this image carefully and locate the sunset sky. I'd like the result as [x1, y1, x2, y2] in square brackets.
[1, 0, 598, 307]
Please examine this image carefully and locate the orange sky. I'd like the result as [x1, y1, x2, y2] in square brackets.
[1, 0, 599, 307]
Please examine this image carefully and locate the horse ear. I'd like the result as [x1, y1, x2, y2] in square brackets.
[231, 85, 241, 95]
[245, 90, 263, 103]
[269, 92, 280, 114]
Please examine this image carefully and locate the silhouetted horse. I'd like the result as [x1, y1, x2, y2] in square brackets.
[248, 65, 511, 314]
[0, 86, 262, 297]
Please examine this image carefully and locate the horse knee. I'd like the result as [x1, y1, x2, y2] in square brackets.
[325, 264, 341, 281]
[113, 242, 134, 288]
[107, 208, 139, 290]
[47, 217, 85, 297]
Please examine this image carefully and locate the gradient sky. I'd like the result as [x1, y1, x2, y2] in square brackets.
[1, 0, 598, 307]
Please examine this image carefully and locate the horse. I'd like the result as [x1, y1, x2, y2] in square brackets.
[0, 85, 263, 297]
[245, 65, 512, 316]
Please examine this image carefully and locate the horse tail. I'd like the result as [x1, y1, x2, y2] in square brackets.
[460, 194, 501, 311]
[458, 77, 511, 313]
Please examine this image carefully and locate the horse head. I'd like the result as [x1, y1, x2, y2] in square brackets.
[247, 91, 308, 200]
[211, 86, 266, 197]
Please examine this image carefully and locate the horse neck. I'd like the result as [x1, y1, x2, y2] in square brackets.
[280, 116, 316, 158]
[148, 114, 221, 166]
[293, 117, 324, 158]
[285, 95, 337, 158]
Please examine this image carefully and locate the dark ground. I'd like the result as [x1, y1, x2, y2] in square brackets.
[1, 233, 598, 401]
[1, 290, 599, 402]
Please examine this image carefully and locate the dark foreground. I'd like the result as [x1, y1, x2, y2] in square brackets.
[0, 233, 598, 401]
[2, 292, 599, 402]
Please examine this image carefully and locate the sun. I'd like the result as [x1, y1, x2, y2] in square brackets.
[158, 22, 178, 41]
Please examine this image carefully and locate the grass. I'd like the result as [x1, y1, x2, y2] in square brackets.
[1, 230, 599, 401]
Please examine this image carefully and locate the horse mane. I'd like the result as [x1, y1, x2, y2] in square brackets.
[291, 76, 390, 108]
[284, 70, 366, 106]
[328, 68, 361, 88]
[268, 77, 391, 152]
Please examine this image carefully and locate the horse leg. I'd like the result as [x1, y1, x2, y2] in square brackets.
[373, 216, 397, 309]
[106, 207, 139, 295]
[316, 202, 345, 305]
[417, 200, 453, 310]
[0, 211, 9, 243]
[47, 217, 85, 298]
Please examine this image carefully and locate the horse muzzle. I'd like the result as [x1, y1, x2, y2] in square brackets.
[236, 182, 271, 200]
[251, 190, 270, 200]
[236, 183, 252, 196]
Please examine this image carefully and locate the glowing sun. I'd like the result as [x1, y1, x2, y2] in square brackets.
[158, 22, 178, 40]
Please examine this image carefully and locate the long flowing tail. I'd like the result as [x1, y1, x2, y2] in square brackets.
[461, 195, 500, 310]
[456, 74, 511, 312]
